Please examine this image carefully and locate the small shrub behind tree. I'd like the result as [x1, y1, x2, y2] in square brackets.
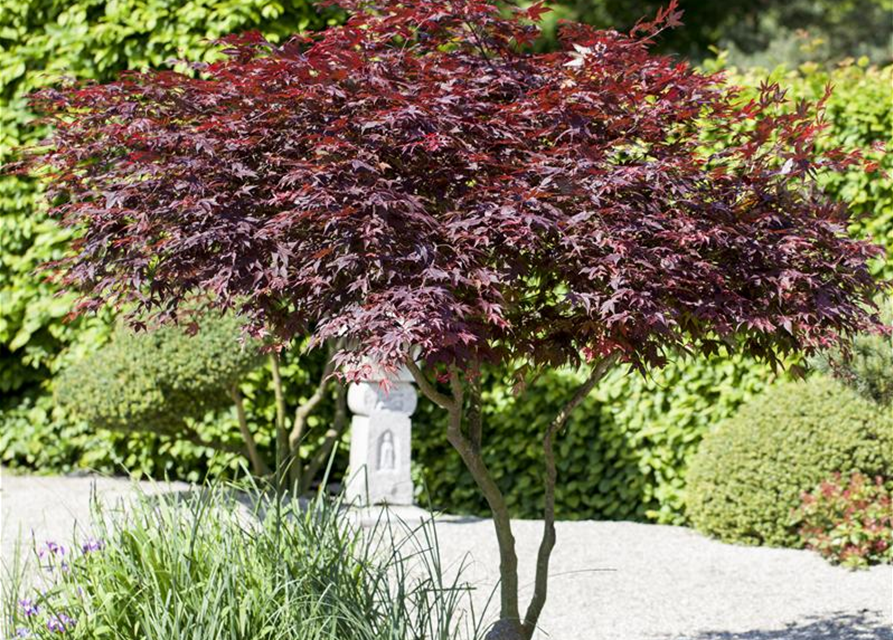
[56, 310, 270, 474]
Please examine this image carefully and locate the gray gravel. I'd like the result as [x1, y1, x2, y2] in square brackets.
[2, 471, 891, 639]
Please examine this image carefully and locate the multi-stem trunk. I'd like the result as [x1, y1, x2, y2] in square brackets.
[406, 355, 617, 640]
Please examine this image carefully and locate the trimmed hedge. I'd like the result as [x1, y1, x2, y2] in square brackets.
[686, 377, 893, 547]
[0, 0, 333, 397]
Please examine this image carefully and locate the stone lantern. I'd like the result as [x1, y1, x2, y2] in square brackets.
[345, 365, 417, 506]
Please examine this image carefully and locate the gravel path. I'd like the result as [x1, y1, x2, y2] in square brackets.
[2, 471, 890, 640]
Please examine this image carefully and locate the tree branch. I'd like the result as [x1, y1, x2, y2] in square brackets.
[521, 352, 620, 638]
[270, 352, 289, 493]
[466, 361, 483, 452]
[442, 362, 522, 632]
[404, 357, 454, 410]
[299, 381, 349, 493]
[288, 340, 341, 485]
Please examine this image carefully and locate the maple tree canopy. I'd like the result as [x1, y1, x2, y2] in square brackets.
[25, 0, 885, 377]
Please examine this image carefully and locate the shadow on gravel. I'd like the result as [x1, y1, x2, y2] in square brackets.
[678, 611, 892, 640]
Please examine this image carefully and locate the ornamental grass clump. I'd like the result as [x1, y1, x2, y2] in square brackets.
[2, 484, 485, 640]
[15, 0, 887, 636]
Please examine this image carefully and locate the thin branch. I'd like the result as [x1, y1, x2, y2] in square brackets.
[288, 340, 339, 454]
[442, 361, 522, 629]
[522, 352, 620, 637]
[299, 382, 349, 493]
[270, 352, 289, 493]
[404, 357, 454, 410]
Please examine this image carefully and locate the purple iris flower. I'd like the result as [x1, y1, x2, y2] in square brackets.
[81, 537, 104, 554]
[38, 541, 66, 559]
[18, 599, 39, 617]
[46, 613, 74, 633]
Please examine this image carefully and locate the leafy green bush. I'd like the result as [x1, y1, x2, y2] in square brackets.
[414, 353, 778, 525]
[54, 311, 270, 473]
[2, 486, 484, 640]
[1, 343, 343, 482]
[686, 377, 893, 547]
[56, 312, 261, 436]
[795, 472, 893, 568]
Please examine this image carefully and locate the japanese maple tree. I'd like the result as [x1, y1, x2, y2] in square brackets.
[20, 0, 886, 637]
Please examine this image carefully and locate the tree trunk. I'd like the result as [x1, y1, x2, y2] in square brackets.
[229, 384, 269, 476]
[270, 352, 289, 494]
[520, 353, 618, 638]
[406, 355, 617, 640]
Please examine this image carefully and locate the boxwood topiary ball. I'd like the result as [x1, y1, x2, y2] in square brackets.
[56, 312, 262, 436]
[686, 376, 893, 548]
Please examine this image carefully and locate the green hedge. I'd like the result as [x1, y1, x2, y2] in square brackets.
[413, 353, 778, 524]
[0, 0, 332, 397]
[686, 377, 893, 547]
[0, 0, 339, 479]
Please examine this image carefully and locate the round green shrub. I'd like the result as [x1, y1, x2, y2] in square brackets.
[686, 376, 893, 547]
[55, 312, 262, 436]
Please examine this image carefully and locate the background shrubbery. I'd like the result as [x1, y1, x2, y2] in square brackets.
[1, 1, 891, 526]
[414, 354, 776, 524]
[686, 377, 893, 547]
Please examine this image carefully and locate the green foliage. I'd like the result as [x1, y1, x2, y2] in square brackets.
[414, 353, 778, 525]
[2, 486, 484, 640]
[56, 312, 262, 436]
[795, 472, 893, 568]
[0, 391, 257, 480]
[686, 377, 893, 547]
[1, 1, 890, 531]
[813, 299, 893, 406]
[555, 0, 892, 65]
[1, 345, 344, 481]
